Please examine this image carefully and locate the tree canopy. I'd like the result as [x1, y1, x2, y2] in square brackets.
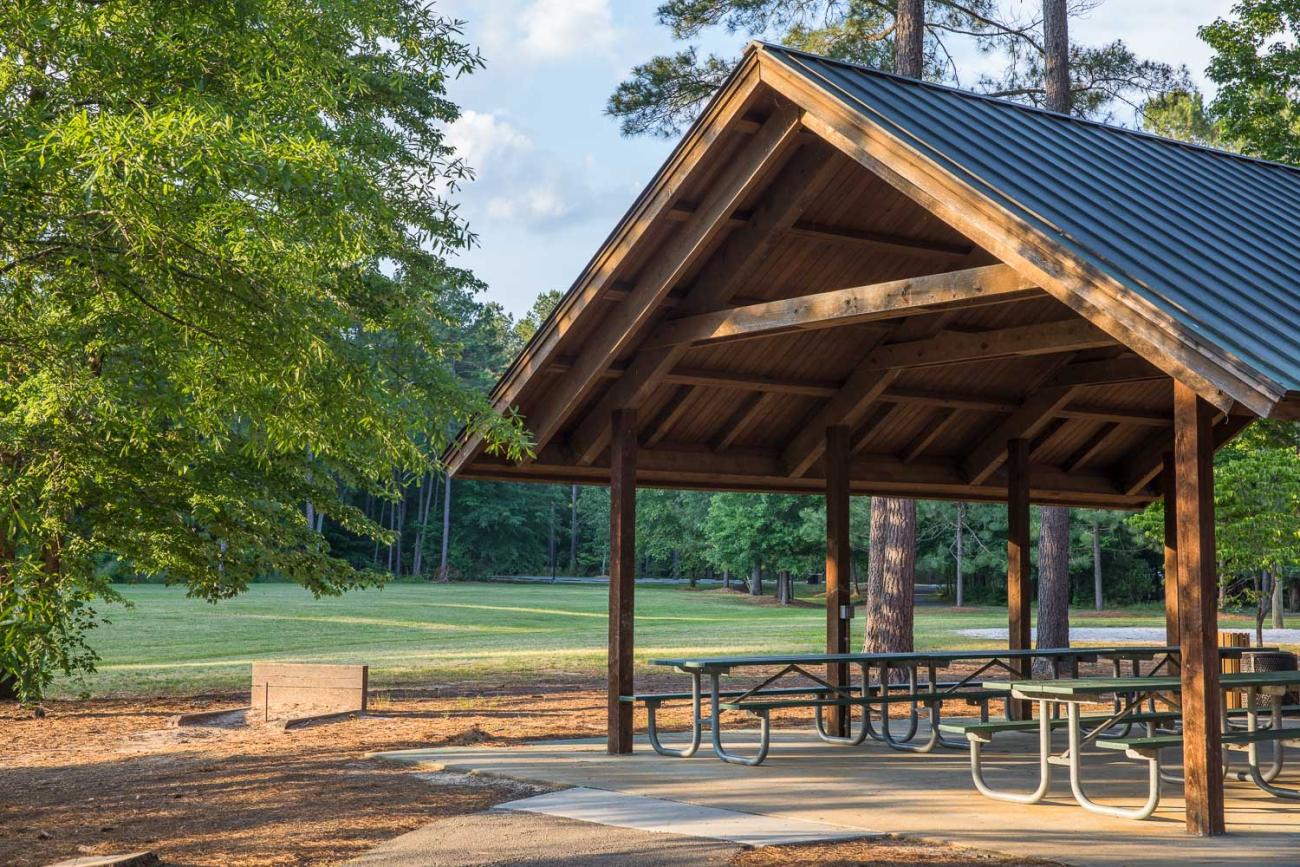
[0, 0, 524, 699]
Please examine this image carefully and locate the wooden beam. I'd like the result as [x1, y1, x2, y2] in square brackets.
[782, 312, 955, 478]
[1118, 414, 1253, 497]
[532, 105, 806, 460]
[714, 392, 776, 451]
[668, 368, 840, 398]
[787, 221, 973, 258]
[883, 388, 1019, 414]
[607, 409, 637, 755]
[825, 426, 852, 738]
[866, 320, 1111, 373]
[1161, 452, 1179, 647]
[1006, 438, 1032, 721]
[1057, 405, 1169, 426]
[851, 403, 907, 455]
[963, 385, 1084, 485]
[643, 386, 704, 448]
[643, 264, 1037, 350]
[1047, 355, 1166, 388]
[1173, 381, 1225, 836]
[903, 409, 962, 463]
[567, 131, 833, 465]
[446, 63, 765, 477]
[1063, 422, 1125, 473]
[1028, 418, 1072, 463]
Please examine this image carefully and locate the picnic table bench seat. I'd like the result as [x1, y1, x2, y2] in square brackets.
[721, 686, 1006, 712]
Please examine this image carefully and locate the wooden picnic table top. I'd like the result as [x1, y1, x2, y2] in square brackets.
[985, 669, 1300, 700]
[651, 645, 1268, 672]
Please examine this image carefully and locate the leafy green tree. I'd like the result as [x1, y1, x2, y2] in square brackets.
[0, 1, 524, 700]
[1142, 90, 1225, 147]
[1203, 0, 1300, 163]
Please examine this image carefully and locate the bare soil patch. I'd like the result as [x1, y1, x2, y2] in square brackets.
[732, 836, 1062, 866]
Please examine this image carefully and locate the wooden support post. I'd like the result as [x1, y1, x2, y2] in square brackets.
[1006, 438, 1031, 721]
[1173, 382, 1225, 835]
[608, 408, 638, 755]
[825, 426, 852, 738]
[1161, 452, 1180, 648]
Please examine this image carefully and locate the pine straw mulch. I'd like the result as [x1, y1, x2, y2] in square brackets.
[1, 675, 1067, 867]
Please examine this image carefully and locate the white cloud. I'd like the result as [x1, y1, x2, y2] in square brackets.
[517, 0, 618, 62]
[447, 109, 621, 232]
[445, 110, 534, 173]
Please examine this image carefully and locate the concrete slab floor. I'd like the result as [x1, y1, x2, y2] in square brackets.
[374, 726, 1300, 867]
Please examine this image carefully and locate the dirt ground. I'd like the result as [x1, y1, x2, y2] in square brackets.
[1, 677, 1060, 866]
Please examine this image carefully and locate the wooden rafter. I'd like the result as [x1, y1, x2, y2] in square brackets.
[566, 132, 838, 465]
[644, 386, 705, 448]
[1064, 422, 1125, 473]
[445, 62, 767, 476]
[783, 318, 1111, 478]
[714, 392, 776, 451]
[1117, 413, 1253, 496]
[642, 264, 1038, 350]
[524, 103, 806, 460]
[903, 408, 962, 463]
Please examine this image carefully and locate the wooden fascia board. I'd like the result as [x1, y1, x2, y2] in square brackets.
[443, 56, 767, 476]
[757, 51, 1286, 420]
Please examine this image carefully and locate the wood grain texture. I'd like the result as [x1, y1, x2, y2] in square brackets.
[607, 409, 638, 754]
[1173, 383, 1225, 835]
[1006, 438, 1031, 720]
[825, 425, 852, 737]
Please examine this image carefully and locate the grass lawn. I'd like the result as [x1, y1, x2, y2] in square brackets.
[61, 581, 1182, 698]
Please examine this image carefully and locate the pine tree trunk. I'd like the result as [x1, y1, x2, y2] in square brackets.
[568, 484, 579, 573]
[722, 569, 731, 590]
[1043, 0, 1071, 114]
[1036, 507, 1072, 666]
[954, 502, 965, 607]
[1092, 519, 1103, 611]
[865, 497, 915, 653]
[895, 0, 924, 78]
[750, 562, 762, 596]
[437, 474, 451, 582]
[1273, 572, 1285, 629]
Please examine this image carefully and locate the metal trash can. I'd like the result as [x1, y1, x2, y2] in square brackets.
[1242, 651, 1299, 707]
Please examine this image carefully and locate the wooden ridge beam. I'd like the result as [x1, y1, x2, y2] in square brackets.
[667, 368, 839, 397]
[526, 104, 806, 460]
[566, 132, 836, 465]
[642, 264, 1037, 350]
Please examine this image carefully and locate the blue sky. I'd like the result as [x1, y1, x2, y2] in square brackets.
[438, 0, 1235, 318]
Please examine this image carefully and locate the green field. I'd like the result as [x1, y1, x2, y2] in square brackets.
[59, 582, 1181, 698]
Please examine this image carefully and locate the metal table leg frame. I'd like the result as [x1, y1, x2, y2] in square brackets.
[1066, 702, 1161, 820]
[708, 675, 771, 766]
[815, 664, 871, 746]
[645, 671, 703, 758]
[878, 670, 930, 748]
[968, 699, 1053, 804]
[1242, 688, 1297, 797]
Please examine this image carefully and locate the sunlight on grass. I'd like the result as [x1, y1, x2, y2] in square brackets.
[60, 582, 1172, 698]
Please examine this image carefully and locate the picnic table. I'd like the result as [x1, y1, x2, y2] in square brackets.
[951, 670, 1300, 820]
[638, 645, 1266, 765]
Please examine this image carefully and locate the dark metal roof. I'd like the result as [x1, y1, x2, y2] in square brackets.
[763, 43, 1300, 396]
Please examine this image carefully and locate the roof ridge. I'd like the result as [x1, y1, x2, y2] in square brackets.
[752, 40, 1300, 178]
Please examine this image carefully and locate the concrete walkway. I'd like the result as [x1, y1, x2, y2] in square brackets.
[347, 810, 739, 866]
[375, 728, 1300, 867]
[495, 787, 874, 846]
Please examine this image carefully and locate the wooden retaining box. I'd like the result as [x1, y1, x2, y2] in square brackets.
[250, 662, 368, 723]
